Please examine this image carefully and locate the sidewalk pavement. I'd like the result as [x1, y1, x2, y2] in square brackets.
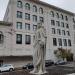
[66, 73, 75, 75]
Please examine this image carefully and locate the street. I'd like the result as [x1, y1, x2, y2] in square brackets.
[0, 66, 75, 75]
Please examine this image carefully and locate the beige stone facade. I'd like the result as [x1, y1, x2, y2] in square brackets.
[0, 0, 75, 67]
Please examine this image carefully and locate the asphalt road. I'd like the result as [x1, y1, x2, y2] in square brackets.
[0, 66, 75, 75]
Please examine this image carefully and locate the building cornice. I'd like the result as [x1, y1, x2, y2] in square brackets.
[28, 0, 75, 15]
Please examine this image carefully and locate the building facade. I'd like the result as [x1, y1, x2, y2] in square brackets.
[1, 0, 75, 67]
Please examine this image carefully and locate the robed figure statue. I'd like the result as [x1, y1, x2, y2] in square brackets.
[30, 22, 47, 74]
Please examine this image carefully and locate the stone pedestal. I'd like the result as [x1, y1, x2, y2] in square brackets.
[30, 70, 47, 75]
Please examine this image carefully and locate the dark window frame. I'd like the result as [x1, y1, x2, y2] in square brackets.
[51, 20, 55, 25]
[53, 38, 57, 46]
[58, 38, 62, 46]
[66, 31, 70, 36]
[25, 3, 30, 10]
[0, 31, 4, 44]
[63, 39, 67, 46]
[57, 29, 61, 35]
[33, 25, 37, 31]
[16, 22, 22, 29]
[52, 28, 56, 34]
[68, 39, 71, 46]
[17, 1, 23, 8]
[16, 34, 22, 44]
[61, 22, 64, 27]
[65, 16, 68, 21]
[33, 15, 37, 22]
[56, 13, 59, 18]
[25, 35, 31, 44]
[25, 13, 30, 20]
[39, 7, 43, 14]
[61, 14, 64, 20]
[50, 11, 54, 17]
[39, 17, 44, 23]
[33, 5, 37, 12]
[25, 23, 30, 30]
[17, 11, 22, 18]
[56, 21, 60, 26]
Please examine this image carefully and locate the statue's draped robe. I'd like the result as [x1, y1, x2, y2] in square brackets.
[33, 26, 46, 73]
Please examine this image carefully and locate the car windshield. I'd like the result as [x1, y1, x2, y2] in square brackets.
[1, 64, 11, 67]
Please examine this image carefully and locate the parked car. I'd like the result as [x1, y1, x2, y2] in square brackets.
[23, 60, 54, 70]
[54, 60, 66, 65]
[0, 64, 14, 72]
[45, 60, 54, 67]
[22, 63, 34, 69]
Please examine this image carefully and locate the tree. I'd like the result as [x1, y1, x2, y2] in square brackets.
[54, 48, 73, 61]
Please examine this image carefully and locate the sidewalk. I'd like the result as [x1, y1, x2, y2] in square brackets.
[66, 73, 75, 75]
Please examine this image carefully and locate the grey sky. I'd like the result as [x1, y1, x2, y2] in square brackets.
[0, 0, 75, 21]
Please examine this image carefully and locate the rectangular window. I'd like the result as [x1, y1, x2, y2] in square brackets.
[66, 31, 70, 36]
[66, 23, 69, 28]
[57, 29, 61, 35]
[62, 30, 66, 35]
[25, 23, 30, 30]
[65, 16, 68, 21]
[68, 39, 71, 46]
[25, 35, 31, 44]
[33, 15, 37, 22]
[39, 17, 44, 23]
[16, 22, 22, 29]
[33, 25, 37, 31]
[16, 34, 22, 44]
[17, 11, 22, 18]
[56, 13, 59, 18]
[56, 21, 60, 26]
[25, 13, 30, 20]
[52, 28, 56, 34]
[58, 38, 62, 46]
[61, 14, 64, 20]
[61, 22, 64, 27]
[63, 39, 67, 46]
[53, 38, 57, 46]
[51, 20, 55, 25]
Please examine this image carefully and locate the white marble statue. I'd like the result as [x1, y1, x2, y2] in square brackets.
[30, 22, 47, 74]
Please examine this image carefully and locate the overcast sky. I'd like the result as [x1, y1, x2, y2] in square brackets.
[0, 0, 75, 21]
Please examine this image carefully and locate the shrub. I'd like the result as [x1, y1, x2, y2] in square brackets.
[54, 48, 73, 61]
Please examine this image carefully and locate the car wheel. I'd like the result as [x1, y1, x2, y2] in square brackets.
[0, 70, 1, 73]
[9, 68, 13, 71]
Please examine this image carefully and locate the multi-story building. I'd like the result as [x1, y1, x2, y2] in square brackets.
[1, 0, 75, 67]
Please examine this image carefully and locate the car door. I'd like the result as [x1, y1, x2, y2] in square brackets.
[2, 65, 8, 71]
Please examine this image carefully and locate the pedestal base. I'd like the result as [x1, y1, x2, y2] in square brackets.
[30, 71, 47, 75]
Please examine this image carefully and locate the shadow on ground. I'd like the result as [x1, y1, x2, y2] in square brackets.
[0, 66, 75, 75]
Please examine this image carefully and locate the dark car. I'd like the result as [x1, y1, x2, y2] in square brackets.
[54, 60, 66, 65]
[45, 60, 54, 67]
[22, 63, 34, 69]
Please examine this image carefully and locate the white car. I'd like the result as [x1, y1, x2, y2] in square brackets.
[0, 64, 14, 72]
